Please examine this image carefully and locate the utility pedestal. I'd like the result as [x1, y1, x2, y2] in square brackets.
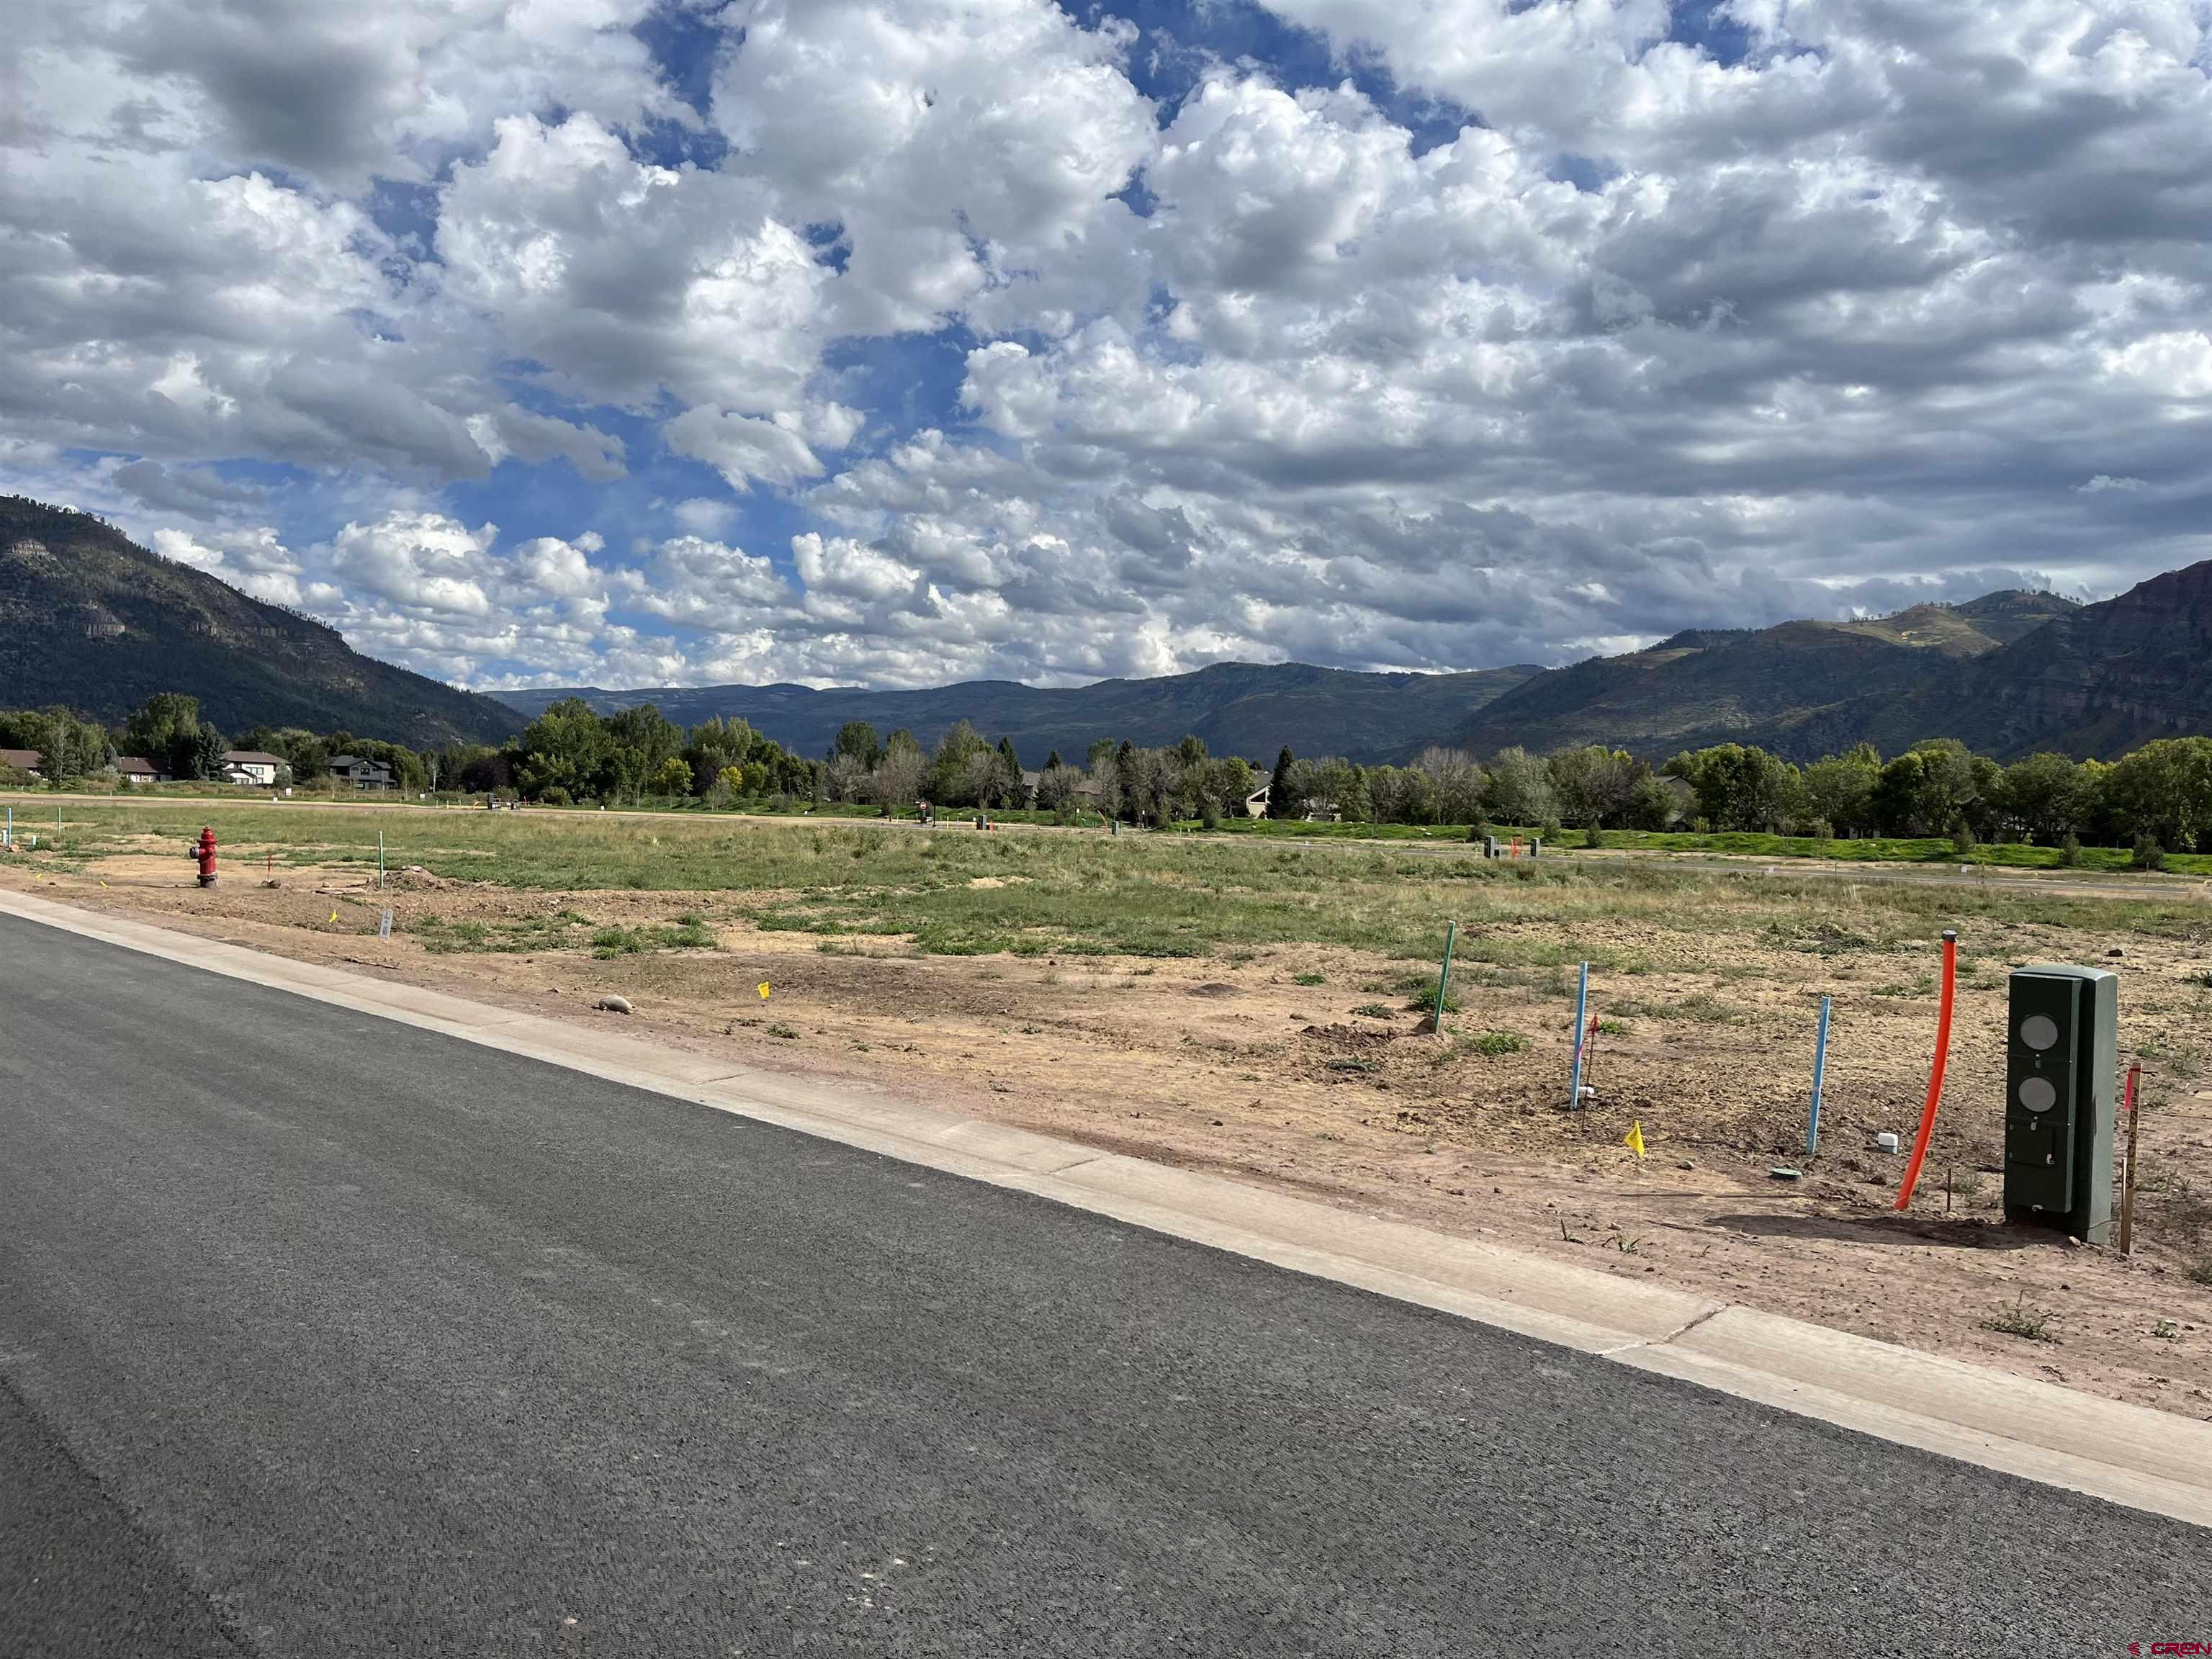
[2004, 965, 2118, 1244]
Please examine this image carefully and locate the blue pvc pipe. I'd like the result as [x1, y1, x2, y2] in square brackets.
[1807, 994, 1832, 1156]
[1569, 961, 1590, 1108]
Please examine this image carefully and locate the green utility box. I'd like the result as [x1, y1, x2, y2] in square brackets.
[2004, 965, 2118, 1243]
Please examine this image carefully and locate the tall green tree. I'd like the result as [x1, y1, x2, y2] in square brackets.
[682, 716, 755, 794]
[125, 693, 205, 777]
[1485, 747, 1558, 827]
[1547, 746, 1645, 830]
[925, 721, 992, 806]
[513, 698, 609, 801]
[2103, 737, 2212, 853]
[994, 736, 1024, 806]
[1999, 752, 2087, 845]
[601, 704, 685, 800]
[1267, 746, 1297, 820]
[1667, 744, 1799, 832]
[832, 721, 884, 770]
[1803, 747, 1881, 837]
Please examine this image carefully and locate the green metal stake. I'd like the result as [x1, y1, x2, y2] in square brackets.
[1431, 921, 1457, 1035]
[378, 830, 386, 891]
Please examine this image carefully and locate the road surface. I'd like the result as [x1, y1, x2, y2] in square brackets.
[2, 911, 2208, 1655]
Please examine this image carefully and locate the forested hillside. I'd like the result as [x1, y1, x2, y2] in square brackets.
[0, 498, 517, 746]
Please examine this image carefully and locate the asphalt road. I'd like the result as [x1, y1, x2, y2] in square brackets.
[3, 914, 2208, 1657]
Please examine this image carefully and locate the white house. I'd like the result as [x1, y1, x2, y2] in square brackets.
[221, 750, 286, 787]
[114, 755, 168, 785]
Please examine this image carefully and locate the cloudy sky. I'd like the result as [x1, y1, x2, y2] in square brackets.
[6, 1, 2211, 692]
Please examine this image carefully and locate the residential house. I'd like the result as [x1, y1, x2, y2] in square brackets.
[328, 754, 396, 791]
[0, 748, 42, 778]
[114, 756, 168, 786]
[221, 750, 287, 787]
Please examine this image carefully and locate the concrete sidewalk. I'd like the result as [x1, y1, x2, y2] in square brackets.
[4, 881, 2208, 1529]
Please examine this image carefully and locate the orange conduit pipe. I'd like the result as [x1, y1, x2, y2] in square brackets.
[1894, 929, 1958, 1211]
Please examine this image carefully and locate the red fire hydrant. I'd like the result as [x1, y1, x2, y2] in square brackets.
[190, 826, 217, 888]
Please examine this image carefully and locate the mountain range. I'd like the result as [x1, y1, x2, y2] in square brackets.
[506, 574, 2201, 766]
[4, 494, 2208, 765]
[0, 497, 516, 746]
[1443, 590, 2082, 762]
[493, 663, 1541, 769]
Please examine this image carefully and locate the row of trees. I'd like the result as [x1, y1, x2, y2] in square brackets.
[1661, 737, 2212, 853]
[483, 699, 817, 806]
[1238, 734, 2212, 855]
[9, 693, 2212, 855]
[819, 721, 1262, 824]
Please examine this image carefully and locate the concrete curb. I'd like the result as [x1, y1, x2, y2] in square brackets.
[7, 884, 2211, 1528]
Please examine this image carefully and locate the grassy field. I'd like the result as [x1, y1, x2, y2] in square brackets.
[24, 797, 2212, 968]
[16, 784, 2208, 874]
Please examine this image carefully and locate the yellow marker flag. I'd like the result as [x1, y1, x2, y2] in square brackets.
[328, 908, 339, 924]
[757, 981, 771, 999]
[1624, 1120, 1647, 1159]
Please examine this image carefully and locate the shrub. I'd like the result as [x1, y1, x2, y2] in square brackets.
[1539, 819, 1563, 843]
[1583, 823, 1604, 849]
[2058, 833, 2082, 867]
[538, 786, 571, 806]
[1397, 971, 1462, 1015]
[1472, 1030, 1527, 1055]
[2133, 834, 2167, 872]
[1982, 1293, 2057, 1343]
[1951, 822, 1977, 855]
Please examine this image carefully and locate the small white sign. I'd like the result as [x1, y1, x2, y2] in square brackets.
[378, 909, 393, 939]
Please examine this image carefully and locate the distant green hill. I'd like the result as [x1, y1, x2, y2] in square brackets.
[1774, 563, 2212, 761]
[1447, 590, 2082, 761]
[0, 497, 518, 745]
[496, 661, 1542, 766]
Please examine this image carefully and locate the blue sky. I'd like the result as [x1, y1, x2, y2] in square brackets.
[7, 0, 2211, 693]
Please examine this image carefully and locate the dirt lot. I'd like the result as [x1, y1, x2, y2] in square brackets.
[11, 817, 2212, 1419]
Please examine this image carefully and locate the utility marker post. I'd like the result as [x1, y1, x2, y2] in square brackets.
[2119, 1063, 2144, 1256]
[1431, 921, 1457, 1035]
[378, 830, 386, 891]
[1807, 994, 1833, 1158]
[1568, 961, 1591, 1108]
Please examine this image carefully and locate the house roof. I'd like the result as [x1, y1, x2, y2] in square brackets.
[222, 750, 285, 765]
[114, 755, 159, 774]
[0, 748, 42, 770]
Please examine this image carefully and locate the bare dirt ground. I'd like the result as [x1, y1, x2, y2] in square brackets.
[12, 834, 2212, 1419]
